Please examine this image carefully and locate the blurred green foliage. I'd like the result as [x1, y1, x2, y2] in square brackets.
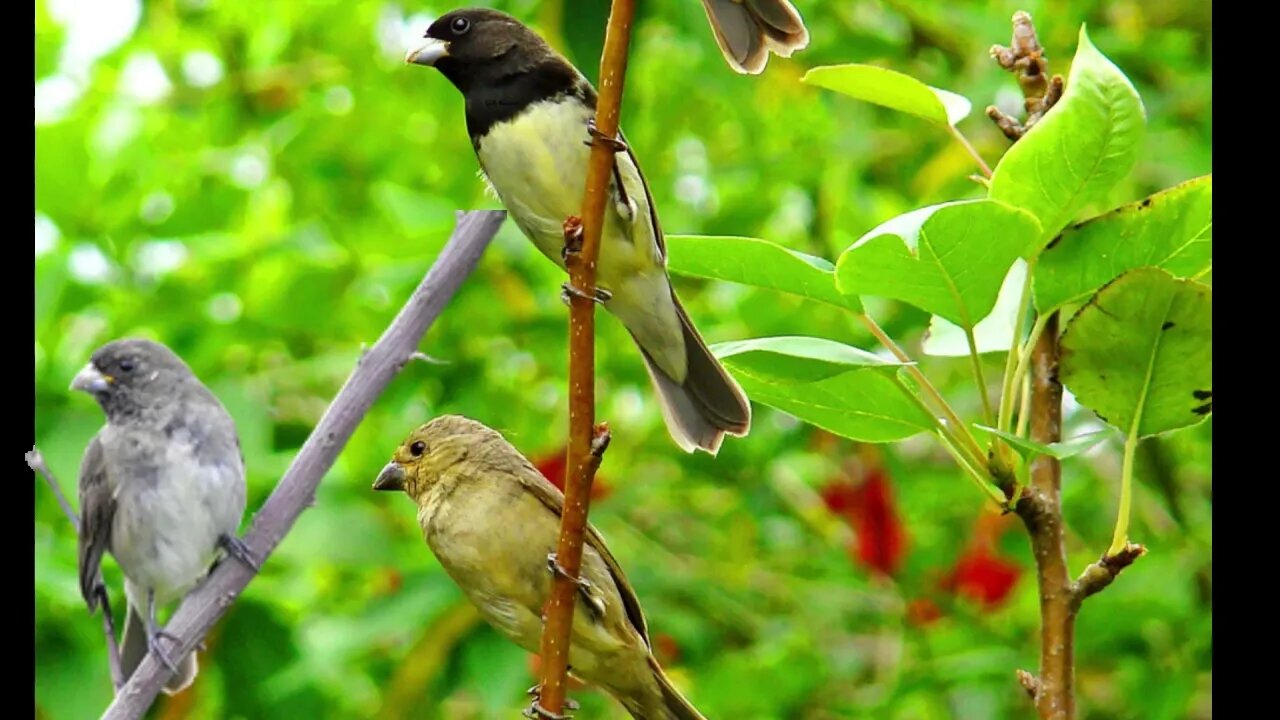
[35, 0, 1210, 718]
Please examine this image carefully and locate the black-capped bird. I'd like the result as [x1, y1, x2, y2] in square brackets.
[406, 8, 752, 454]
[699, 0, 809, 74]
[71, 338, 254, 694]
[373, 415, 705, 720]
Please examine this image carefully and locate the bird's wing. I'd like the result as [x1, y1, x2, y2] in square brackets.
[616, 131, 666, 264]
[77, 433, 115, 611]
[514, 458, 651, 645]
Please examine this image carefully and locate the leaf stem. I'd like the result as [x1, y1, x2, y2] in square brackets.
[965, 325, 996, 425]
[1107, 431, 1138, 557]
[936, 430, 1007, 506]
[858, 312, 987, 467]
[1007, 313, 1050, 435]
[997, 262, 1037, 433]
[948, 125, 994, 178]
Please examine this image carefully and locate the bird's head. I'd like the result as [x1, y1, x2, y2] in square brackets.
[405, 8, 555, 93]
[71, 338, 195, 416]
[373, 415, 511, 498]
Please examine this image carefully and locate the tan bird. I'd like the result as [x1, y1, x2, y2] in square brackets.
[372, 415, 705, 720]
[700, 0, 809, 74]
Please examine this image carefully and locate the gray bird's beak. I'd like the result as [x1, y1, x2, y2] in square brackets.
[373, 461, 407, 492]
[70, 363, 112, 394]
[406, 37, 449, 66]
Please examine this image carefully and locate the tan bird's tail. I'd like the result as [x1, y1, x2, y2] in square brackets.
[635, 293, 751, 454]
[700, 0, 810, 74]
[615, 655, 707, 720]
[121, 602, 199, 695]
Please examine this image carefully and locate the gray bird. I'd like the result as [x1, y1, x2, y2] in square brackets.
[72, 338, 254, 694]
[700, 1, 809, 74]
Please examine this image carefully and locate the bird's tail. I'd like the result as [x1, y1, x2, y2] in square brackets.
[700, 0, 810, 74]
[121, 602, 199, 695]
[615, 655, 707, 720]
[636, 293, 751, 454]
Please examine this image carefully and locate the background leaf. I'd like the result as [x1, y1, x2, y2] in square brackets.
[712, 335, 901, 382]
[802, 64, 972, 126]
[666, 235, 861, 312]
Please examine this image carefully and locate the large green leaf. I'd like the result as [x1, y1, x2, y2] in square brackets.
[802, 64, 972, 126]
[712, 336, 900, 383]
[1035, 175, 1212, 312]
[725, 365, 934, 443]
[989, 26, 1146, 243]
[923, 260, 1026, 356]
[1060, 268, 1212, 438]
[835, 200, 1040, 328]
[666, 235, 862, 312]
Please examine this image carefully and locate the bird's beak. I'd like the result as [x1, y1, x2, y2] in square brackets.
[406, 37, 449, 66]
[70, 364, 112, 394]
[373, 461, 407, 492]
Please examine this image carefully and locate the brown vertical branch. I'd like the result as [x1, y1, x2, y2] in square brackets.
[1014, 313, 1075, 720]
[535, 2, 636, 717]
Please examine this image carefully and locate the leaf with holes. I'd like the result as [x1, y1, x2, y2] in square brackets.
[1035, 175, 1211, 312]
[836, 200, 1040, 329]
[1060, 268, 1212, 437]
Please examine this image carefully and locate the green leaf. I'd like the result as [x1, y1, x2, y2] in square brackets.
[802, 64, 972, 126]
[1035, 175, 1212, 312]
[989, 26, 1146, 242]
[835, 200, 1040, 328]
[923, 260, 1026, 356]
[666, 235, 862, 312]
[1060, 268, 1212, 438]
[725, 365, 933, 443]
[976, 425, 1111, 460]
[712, 336, 901, 382]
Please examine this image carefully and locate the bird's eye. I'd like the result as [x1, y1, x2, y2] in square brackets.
[410, 441, 426, 457]
[450, 16, 470, 35]
[118, 359, 136, 373]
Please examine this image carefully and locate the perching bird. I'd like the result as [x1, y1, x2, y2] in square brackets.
[699, 0, 809, 74]
[71, 338, 254, 694]
[373, 416, 705, 720]
[406, 8, 752, 454]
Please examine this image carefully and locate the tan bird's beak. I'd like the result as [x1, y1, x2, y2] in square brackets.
[406, 37, 449, 66]
[373, 461, 407, 492]
[70, 364, 112, 394]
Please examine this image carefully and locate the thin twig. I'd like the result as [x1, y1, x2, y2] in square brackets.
[99, 210, 505, 719]
[535, 2, 636, 714]
[29, 449, 125, 690]
[948, 125, 993, 178]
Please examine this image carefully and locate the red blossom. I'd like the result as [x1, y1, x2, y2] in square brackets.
[821, 462, 907, 577]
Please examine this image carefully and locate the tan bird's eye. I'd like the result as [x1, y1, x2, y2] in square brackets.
[410, 441, 426, 457]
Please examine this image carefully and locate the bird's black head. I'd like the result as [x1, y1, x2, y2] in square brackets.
[72, 338, 196, 418]
[407, 8, 570, 96]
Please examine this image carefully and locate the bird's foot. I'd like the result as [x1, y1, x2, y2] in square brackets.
[218, 533, 260, 572]
[146, 627, 182, 674]
[523, 699, 579, 719]
[584, 118, 628, 154]
[547, 553, 605, 617]
[560, 283, 611, 307]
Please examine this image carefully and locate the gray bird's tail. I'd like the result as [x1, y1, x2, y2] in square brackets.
[700, 0, 809, 74]
[121, 602, 198, 695]
[636, 294, 751, 455]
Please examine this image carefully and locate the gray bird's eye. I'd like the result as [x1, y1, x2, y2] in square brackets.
[410, 441, 426, 457]
[450, 16, 470, 35]
[118, 359, 136, 373]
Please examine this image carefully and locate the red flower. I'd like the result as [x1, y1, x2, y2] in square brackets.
[942, 510, 1022, 609]
[533, 447, 612, 502]
[821, 464, 907, 577]
[906, 598, 944, 626]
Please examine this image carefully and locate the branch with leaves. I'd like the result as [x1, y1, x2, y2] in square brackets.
[30, 211, 505, 720]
